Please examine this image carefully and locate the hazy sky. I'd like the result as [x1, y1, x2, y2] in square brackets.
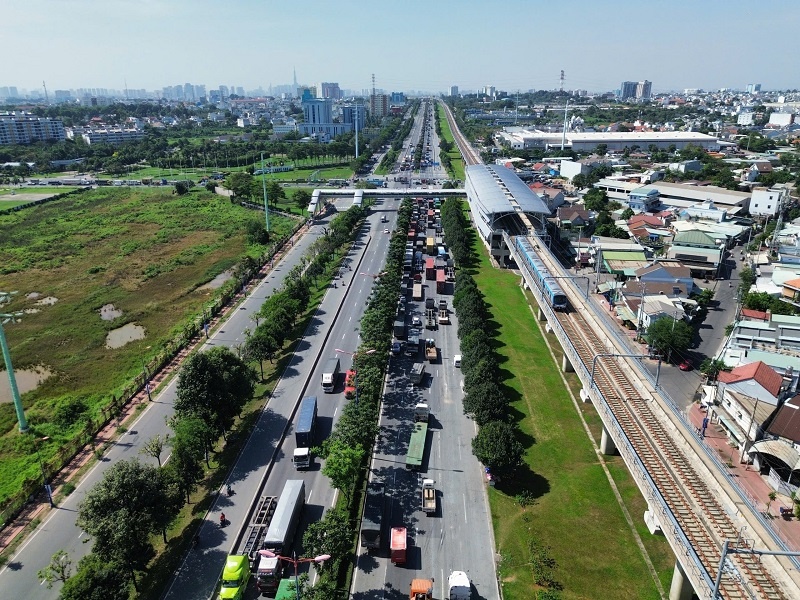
[3, 0, 798, 94]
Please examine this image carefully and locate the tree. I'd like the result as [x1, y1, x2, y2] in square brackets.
[463, 380, 508, 425]
[167, 416, 208, 500]
[174, 181, 190, 195]
[302, 508, 351, 570]
[175, 346, 256, 441]
[293, 189, 312, 213]
[59, 554, 132, 600]
[646, 317, 693, 362]
[620, 207, 634, 221]
[699, 358, 727, 381]
[139, 433, 168, 467]
[471, 421, 524, 472]
[266, 180, 285, 207]
[582, 188, 608, 212]
[77, 459, 173, 588]
[224, 171, 256, 200]
[38, 549, 72, 589]
[245, 325, 280, 379]
[246, 219, 269, 245]
[321, 440, 364, 503]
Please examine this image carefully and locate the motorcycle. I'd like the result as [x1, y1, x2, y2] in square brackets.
[219, 513, 227, 528]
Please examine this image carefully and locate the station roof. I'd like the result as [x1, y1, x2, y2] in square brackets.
[466, 164, 550, 218]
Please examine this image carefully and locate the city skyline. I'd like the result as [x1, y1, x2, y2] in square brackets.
[2, 0, 799, 95]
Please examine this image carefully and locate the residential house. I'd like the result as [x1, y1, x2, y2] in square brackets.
[741, 161, 773, 183]
[750, 186, 787, 218]
[636, 263, 694, 291]
[627, 186, 662, 212]
[556, 206, 591, 230]
[757, 395, 800, 487]
[667, 230, 724, 278]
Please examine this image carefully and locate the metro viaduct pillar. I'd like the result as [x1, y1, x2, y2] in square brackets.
[561, 355, 573, 373]
[600, 426, 617, 455]
[668, 560, 694, 600]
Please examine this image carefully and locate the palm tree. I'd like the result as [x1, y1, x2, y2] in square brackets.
[766, 491, 778, 518]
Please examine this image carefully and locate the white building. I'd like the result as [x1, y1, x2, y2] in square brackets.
[0, 112, 66, 145]
[750, 186, 788, 217]
[496, 129, 723, 152]
[79, 129, 145, 145]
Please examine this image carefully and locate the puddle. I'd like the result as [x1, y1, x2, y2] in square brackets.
[106, 323, 146, 349]
[199, 270, 234, 291]
[35, 296, 58, 306]
[100, 304, 123, 321]
[0, 366, 53, 403]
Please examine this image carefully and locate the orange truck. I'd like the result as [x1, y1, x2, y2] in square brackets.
[410, 578, 433, 599]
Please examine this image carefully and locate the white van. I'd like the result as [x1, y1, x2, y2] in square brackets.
[453, 355, 461, 368]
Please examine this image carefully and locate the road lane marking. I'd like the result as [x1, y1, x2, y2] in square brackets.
[463, 494, 468, 522]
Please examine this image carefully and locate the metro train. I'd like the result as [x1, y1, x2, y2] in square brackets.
[514, 237, 569, 311]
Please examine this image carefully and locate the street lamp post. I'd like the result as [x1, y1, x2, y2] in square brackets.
[261, 152, 270, 233]
[1, 293, 28, 432]
[257, 550, 330, 600]
[33, 435, 54, 507]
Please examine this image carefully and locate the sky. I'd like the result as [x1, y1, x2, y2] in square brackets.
[2, 0, 799, 95]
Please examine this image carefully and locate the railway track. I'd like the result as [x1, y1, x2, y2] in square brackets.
[559, 312, 785, 599]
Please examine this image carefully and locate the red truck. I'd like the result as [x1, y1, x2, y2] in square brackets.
[425, 258, 436, 281]
[436, 269, 445, 293]
[390, 527, 407, 565]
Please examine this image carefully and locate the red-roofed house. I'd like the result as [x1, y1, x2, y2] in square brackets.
[780, 278, 800, 303]
[739, 308, 770, 322]
[748, 395, 800, 486]
[713, 361, 787, 448]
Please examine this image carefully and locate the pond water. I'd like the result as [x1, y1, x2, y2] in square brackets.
[0, 366, 53, 404]
[100, 303, 123, 321]
[105, 323, 146, 349]
[199, 270, 234, 291]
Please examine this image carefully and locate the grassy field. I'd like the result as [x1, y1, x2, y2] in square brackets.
[1, 186, 80, 195]
[436, 104, 466, 182]
[470, 235, 674, 598]
[93, 164, 354, 184]
[0, 187, 297, 506]
[0, 200, 32, 209]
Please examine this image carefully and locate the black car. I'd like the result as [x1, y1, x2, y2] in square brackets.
[391, 341, 402, 356]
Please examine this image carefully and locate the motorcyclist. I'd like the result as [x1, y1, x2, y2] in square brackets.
[226, 484, 233, 497]
[220, 512, 226, 526]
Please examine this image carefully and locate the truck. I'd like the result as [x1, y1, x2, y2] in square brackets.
[274, 577, 296, 600]
[448, 571, 471, 599]
[412, 283, 423, 301]
[436, 269, 446, 294]
[367, 177, 387, 188]
[394, 318, 407, 339]
[406, 422, 428, 470]
[425, 308, 437, 330]
[321, 357, 340, 393]
[360, 480, 384, 551]
[240, 494, 278, 568]
[425, 258, 436, 280]
[293, 396, 317, 470]
[410, 579, 434, 600]
[438, 307, 450, 325]
[259, 480, 305, 593]
[390, 526, 407, 565]
[218, 555, 251, 600]
[426, 237, 436, 255]
[406, 334, 420, 357]
[425, 339, 438, 363]
[410, 362, 426, 385]
[414, 403, 430, 422]
[446, 266, 456, 282]
[421, 479, 436, 515]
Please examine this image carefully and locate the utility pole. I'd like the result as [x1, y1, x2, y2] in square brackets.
[561, 99, 570, 150]
[0, 292, 28, 432]
[261, 153, 270, 232]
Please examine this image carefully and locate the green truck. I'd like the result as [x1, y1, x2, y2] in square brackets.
[405, 422, 429, 470]
[274, 577, 297, 600]
[218, 554, 250, 600]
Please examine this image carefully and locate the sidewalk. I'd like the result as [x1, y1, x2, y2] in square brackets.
[685, 402, 800, 549]
[0, 221, 310, 555]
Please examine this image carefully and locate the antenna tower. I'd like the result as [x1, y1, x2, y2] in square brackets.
[559, 70, 565, 92]
[371, 73, 376, 97]
[42, 80, 49, 104]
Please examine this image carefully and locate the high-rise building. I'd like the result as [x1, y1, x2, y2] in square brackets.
[318, 82, 342, 99]
[746, 83, 762, 94]
[0, 112, 66, 145]
[483, 85, 496, 98]
[342, 104, 366, 130]
[390, 92, 406, 105]
[449, 85, 459, 97]
[302, 97, 333, 125]
[636, 80, 652, 100]
[183, 83, 195, 101]
[369, 94, 390, 118]
[219, 85, 229, 99]
[619, 81, 638, 100]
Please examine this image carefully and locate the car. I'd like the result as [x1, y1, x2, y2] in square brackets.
[679, 360, 693, 371]
[412, 316, 422, 327]
[391, 341, 402, 356]
[383, 228, 389, 234]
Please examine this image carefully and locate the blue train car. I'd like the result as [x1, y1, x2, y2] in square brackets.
[514, 237, 568, 311]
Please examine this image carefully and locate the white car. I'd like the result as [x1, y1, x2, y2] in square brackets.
[383, 228, 389, 234]
[412, 316, 422, 326]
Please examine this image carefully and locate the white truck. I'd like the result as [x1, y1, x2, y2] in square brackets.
[421, 479, 436, 515]
[321, 357, 340, 393]
[414, 403, 430, 422]
[448, 571, 471, 599]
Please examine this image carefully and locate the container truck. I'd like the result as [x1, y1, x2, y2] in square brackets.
[217, 555, 251, 600]
[406, 335, 420, 357]
[412, 283, 423, 301]
[274, 577, 296, 600]
[259, 480, 305, 593]
[390, 526, 407, 565]
[321, 357, 340, 393]
[360, 480, 384, 551]
[425, 308, 437, 330]
[448, 571, 471, 599]
[394, 318, 407, 339]
[406, 422, 428, 470]
[421, 479, 436, 515]
[414, 403, 430, 422]
[436, 269, 446, 293]
[410, 362, 426, 385]
[425, 258, 436, 280]
[293, 396, 317, 470]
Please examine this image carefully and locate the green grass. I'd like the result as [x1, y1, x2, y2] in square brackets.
[1, 186, 80, 195]
[436, 104, 466, 181]
[469, 233, 673, 598]
[0, 187, 297, 507]
[0, 200, 31, 209]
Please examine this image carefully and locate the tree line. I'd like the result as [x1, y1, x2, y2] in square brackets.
[441, 199, 524, 473]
